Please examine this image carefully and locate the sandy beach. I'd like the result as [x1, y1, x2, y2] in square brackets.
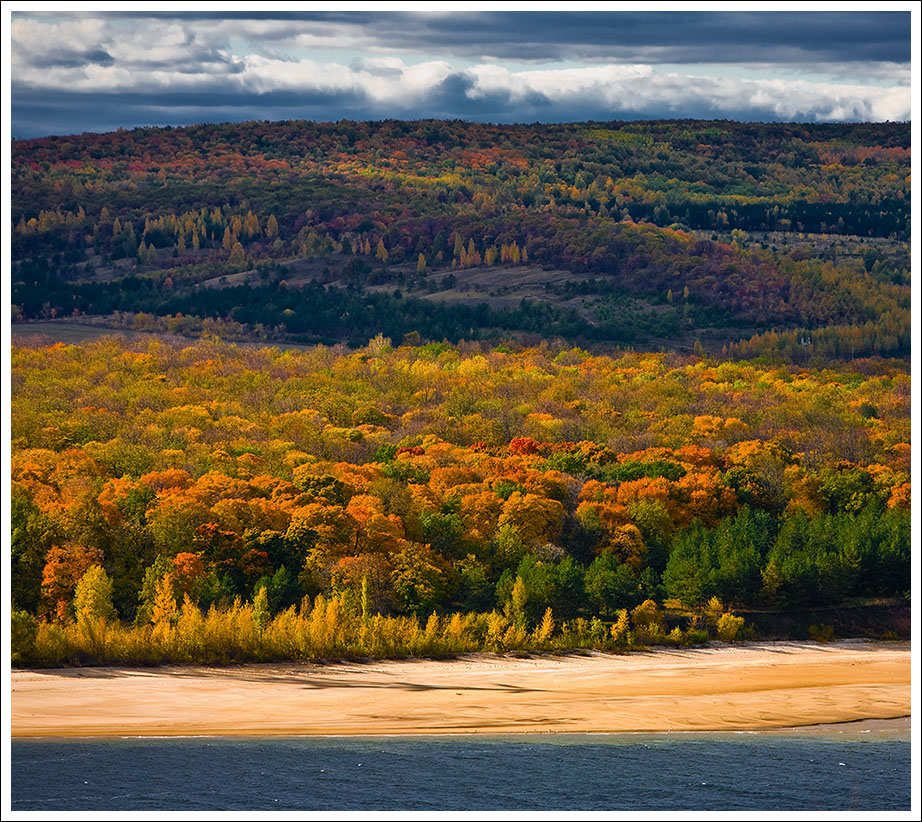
[11, 640, 910, 739]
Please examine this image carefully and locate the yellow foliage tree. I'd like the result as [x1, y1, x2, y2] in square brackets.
[73, 564, 117, 626]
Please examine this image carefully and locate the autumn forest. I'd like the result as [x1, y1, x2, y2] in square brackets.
[10, 118, 911, 665]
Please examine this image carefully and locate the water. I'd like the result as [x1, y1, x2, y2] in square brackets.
[11, 731, 910, 811]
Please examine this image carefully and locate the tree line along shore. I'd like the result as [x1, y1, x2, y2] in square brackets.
[12, 336, 909, 666]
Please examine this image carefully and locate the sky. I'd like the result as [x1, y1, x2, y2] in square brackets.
[4, 5, 916, 138]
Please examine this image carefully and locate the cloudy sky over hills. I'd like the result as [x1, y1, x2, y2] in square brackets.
[7, 7, 914, 138]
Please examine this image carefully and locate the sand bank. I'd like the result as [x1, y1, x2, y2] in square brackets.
[11, 641, 910, 739]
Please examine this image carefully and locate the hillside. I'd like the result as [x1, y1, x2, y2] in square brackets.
[11, 119, 910, 362]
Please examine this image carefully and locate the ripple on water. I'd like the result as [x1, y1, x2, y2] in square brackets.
[10, 731, 911, 811]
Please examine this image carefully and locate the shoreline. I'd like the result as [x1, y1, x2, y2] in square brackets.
[14, 717, 912, 744]
[11, 641, 911, 740]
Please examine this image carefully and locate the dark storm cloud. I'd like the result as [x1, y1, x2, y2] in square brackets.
[10, 86, 374, 139]
[128, 51, 244, 75]
[88, 10, 911, 64]
[420, 73, 554, 121]
[27, 48, 115, 69]
[388, 10, 909, 64]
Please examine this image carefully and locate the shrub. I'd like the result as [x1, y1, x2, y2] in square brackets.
[808, 623, 836, 643]
[11, 609, 38, 664]
[716, 611, 745, 642]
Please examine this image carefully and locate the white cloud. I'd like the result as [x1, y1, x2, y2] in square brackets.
[11, 16, 107, 55]
[241, 56, 353, 95]
[468, 64, 655, 102]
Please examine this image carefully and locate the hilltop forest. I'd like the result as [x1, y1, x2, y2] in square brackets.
[12, 118, 910, 359]
[10, 119, 911, 665]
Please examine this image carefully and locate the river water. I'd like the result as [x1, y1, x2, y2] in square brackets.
[10, 724, 911, 812]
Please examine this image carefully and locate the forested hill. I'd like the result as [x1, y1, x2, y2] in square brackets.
[11, 118, 910, 361]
